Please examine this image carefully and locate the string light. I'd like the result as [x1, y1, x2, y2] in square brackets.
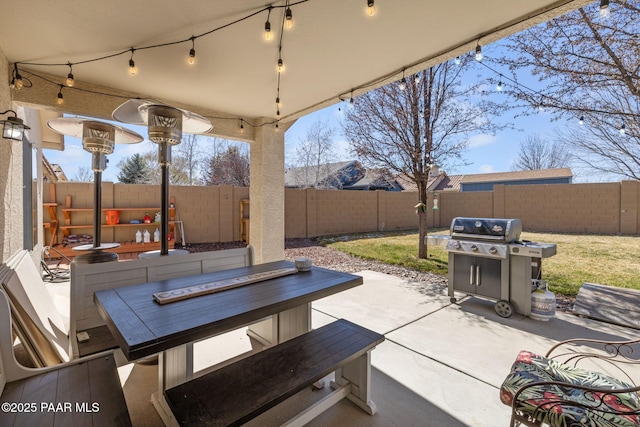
[56, 86, 64, 105]
[128, 49, 137, 75]
[496, 76, 503, 91]
[475, 44, 483, 62]
[620, 122, 626, 135]
[276, 97, 281, 107]
[277, 58, 284, 73]
[399, 77, 406, 91]
[12, 64, 23, 90]
[239, 120, 244, 131]
[188, 37, 196, 65]
[414, 73, 421, 84]
[454, 56, 461, 66]
[66, 63, 74, 87]
[264, 7, 273, 41]
[579, 115, 584, 125]
[285, 4, 293, 30]
[366, 0, 376, 17]
[599, 0, 610, 17]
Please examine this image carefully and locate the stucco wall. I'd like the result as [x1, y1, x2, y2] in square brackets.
[0, 50, 24, 263]
[41, 181, 640, 249]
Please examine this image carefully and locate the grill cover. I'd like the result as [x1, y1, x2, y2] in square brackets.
[450, 217, 522, 242]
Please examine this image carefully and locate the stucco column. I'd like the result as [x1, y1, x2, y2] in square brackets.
[249, 119, 287, 263]
[0, 52, 24, 263]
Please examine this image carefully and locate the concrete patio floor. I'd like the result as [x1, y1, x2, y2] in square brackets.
[44, 270, 640, 426]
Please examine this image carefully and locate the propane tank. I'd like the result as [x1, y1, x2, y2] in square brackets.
[154, 228, 160, 242]
[143, 229, 151, 243]
[135, 229, 142, 243]
[530, 280, 556, 321]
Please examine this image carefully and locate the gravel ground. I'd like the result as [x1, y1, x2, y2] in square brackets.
[184, 238, 575, 313]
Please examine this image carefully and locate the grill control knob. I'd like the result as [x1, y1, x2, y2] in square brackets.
[470, 244, 478, 252]
[451, 241, 461, 249]
[489, 247, 497, 254]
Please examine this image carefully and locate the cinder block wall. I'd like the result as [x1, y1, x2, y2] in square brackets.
[44, 181, 640, 246]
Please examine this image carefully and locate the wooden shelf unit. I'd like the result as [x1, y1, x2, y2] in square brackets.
[52, 195, 179, 258]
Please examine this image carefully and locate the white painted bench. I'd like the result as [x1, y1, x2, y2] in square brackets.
[70, 246, 254, 360]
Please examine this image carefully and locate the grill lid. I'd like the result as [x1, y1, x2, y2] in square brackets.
[450, 217, 522, 242]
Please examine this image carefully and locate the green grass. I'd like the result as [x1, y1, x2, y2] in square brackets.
[320, 230, 640, 297]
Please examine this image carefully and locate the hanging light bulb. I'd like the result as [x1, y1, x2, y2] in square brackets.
[454, 56, 461, 66]
[239, 120, 244, 131]
[13, 65, 23, 90]
[599, 0, 610, 17]
[264, 8, 273, 41]
[285, 6, 293, 30]
[497, 78, 503, 91]
[276, 97, 281, 107]
[475, 45, 483, 62]
[366, 0, 376, 17]
[277, 58, 284, 72]
[620, 122, 626, 135]
[579, 115, 584, 125]
[399, 77, 407, 91]
[128, 49, 137, 75]
[188, 37, 196, 65]
[414, 73, 421, 84]
[56, 87, 64, 105]
[276, 108, 281, 119]
[66, 63, 75, 87]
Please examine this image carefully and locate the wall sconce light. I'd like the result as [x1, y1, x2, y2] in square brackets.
[1, 110, 30, 141]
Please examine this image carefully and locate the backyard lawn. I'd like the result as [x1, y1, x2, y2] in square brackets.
[321, 230, 640, 297]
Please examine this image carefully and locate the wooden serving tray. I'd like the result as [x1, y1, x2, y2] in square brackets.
[153, 267, 299, 304]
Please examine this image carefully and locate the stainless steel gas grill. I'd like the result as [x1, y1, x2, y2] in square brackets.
[429, 217, 557, 318]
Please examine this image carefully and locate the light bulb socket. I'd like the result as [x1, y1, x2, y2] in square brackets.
[475, 45, 483, 61]
[285, 7, 293, 28]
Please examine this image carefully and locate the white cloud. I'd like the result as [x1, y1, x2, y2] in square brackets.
[478, 164, 495, 174]
[468, 133, 497, 148]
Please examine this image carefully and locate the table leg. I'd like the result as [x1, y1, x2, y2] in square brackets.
[330, 350, 377, 415]
[158, 343, 194, 391]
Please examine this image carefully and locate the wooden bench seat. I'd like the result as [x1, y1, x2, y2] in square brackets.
[0, 288, 131, 427]
[164, 319, 384, 427]
[0, 354, 131, 427]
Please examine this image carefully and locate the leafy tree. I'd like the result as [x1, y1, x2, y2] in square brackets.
[204, 144, 250, 186]
[495, 0, 640, 179]
[117, 153, 152, 184]
[511, 134, 572, 171]
[342, 59, 501, 258]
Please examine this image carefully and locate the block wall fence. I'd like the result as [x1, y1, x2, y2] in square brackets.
[43, 180, 640, 245]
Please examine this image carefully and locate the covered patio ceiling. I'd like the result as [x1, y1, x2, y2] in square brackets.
[1, 0, 591, 138]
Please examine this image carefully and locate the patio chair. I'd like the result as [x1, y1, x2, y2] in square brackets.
[500, 337, 640, 427]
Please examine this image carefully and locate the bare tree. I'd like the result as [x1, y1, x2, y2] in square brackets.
[173, 134, 203, 185]
[495, 1, 640, 179]
[288, 119, 336, 188]
[343, 58, 501, 258]
[204, 142, 250, 186]
[71, 166, 93, 182]
[511, 134, 572, 171]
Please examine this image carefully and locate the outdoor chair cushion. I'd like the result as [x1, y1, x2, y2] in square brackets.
[500, 350, 640, 427]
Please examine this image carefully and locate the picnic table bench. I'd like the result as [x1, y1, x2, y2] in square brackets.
[165, 319, 384, 427]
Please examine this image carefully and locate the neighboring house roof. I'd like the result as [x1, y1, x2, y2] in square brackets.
[430, 168, 573, 192]
[431, 174, 463, 192]
[285, 161, 363, 189]
[42, 155, 68, 182]
[344, 169, 403, 191]
[460, 168, 573, 184]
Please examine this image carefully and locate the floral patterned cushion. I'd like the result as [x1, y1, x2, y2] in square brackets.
[500, 350, 640, 427]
